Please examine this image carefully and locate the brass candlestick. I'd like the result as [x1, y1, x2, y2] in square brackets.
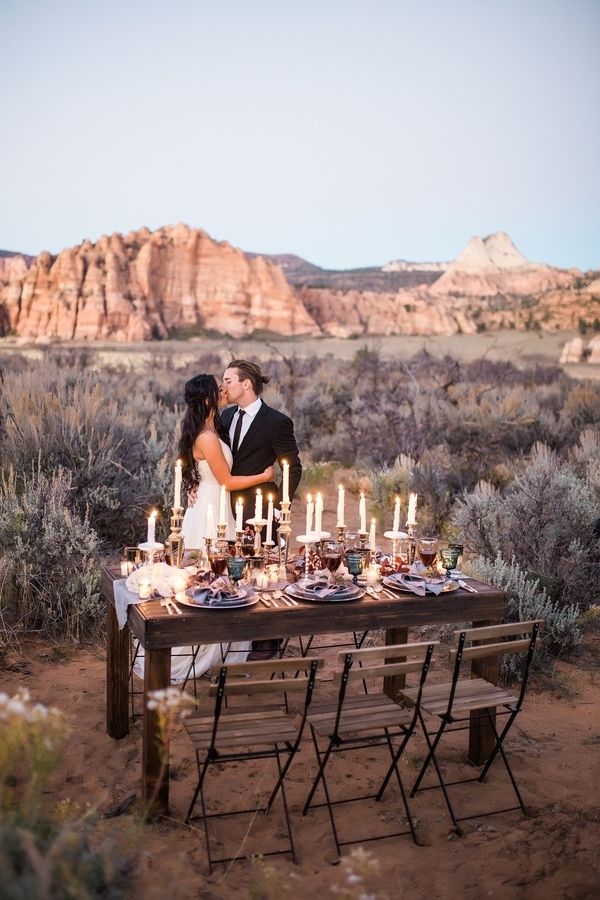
[234, 529, 244, 558]
[406, 523, 417, 565]
[278, 499, 292, 580]
[336, 524, 347, 547]
[216, 523, 229, 554]
[247, 517, 268, 558]
[166, 507, 184, 568]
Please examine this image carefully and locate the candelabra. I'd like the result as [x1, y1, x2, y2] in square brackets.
[278, 499, 292, 580]
[166, 507, 184, 569]
[296, 532, 321, 583]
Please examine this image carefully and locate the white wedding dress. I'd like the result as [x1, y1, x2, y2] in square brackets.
[133, 440, 250, 685]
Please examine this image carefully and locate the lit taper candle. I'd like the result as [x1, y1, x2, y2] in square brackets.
[406, 493, 418, 527]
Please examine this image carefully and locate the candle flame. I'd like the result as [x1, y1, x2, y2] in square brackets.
[307, 493, 313, 502]
[268, 494, 273, 501]
[256, 488, 262, 495]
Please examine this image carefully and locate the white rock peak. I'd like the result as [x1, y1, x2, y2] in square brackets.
[454, 232, 530, 271]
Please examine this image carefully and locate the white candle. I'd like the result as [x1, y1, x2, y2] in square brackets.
[305, 494, 314, 536]
[235, 497, 244, 532]
[254, 489, 263, 521]
[138, 579, 151, 599]
[359, 492, 367, 534]
[174, 459, 182, 510]
[337, 484, 345, 527]
[282, 460, 290, 504]
[393, 495, 401, 533]
[407, 493, 418, 527]
[120, 561, 129, 577]
[147, 511, 156, 545]
[315, 492, 323, 537]
[369, 517, 376, 550]
[205, 503, 216, 540]
[218, 484, 227, 526]
[266, 494, 274, 543]
[366, 563, 380, 585]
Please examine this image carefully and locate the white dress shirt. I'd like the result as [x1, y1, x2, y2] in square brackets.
[228, 397, 263, 451]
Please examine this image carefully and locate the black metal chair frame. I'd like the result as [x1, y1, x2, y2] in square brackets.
[393, 621, 541, 834]
[303, 642, 436, 855]
[185, 657, 321, 873]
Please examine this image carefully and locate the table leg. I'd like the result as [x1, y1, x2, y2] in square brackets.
[468, 619, 500, 765]
[106, 600, 130, 739]
[142, 647, 171, 817]
[383, 627, 409, 702]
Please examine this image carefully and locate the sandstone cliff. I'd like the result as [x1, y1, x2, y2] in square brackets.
[1, 228, 597, 343]
[0, 224, 320, 341]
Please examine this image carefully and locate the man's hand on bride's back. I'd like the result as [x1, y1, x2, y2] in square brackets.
[263, 465, 275, 482]
[188, 486, 198, 508]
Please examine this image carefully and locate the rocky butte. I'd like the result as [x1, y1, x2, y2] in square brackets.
[1, 227, 598, 342]
[0, 224, 320, 341]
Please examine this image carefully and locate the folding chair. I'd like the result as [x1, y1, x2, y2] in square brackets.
[392, 620, 542, 833]
[302, 641, 437, 855]
[184, 656, 322, 873]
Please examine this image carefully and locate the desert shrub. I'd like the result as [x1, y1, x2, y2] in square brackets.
[0, 467, 102, 644]
[0, 689, 133, 898]
[454, 442, 599, 610]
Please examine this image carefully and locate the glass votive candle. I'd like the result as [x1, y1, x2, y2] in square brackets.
[172, 574, 187, 594]
[366, 563, 380, 585]
[138, 580, 152, 599]
[120, 561, 129, 577]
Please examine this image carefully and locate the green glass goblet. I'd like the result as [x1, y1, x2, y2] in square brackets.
[345, 551, 364, 586]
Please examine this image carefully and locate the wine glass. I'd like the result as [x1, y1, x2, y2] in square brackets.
[418, 538, 438, 572]
[323, 541, 343, 573]
[440, 546, 461, 575]
[210, 552, 229, 577]
[241, 529, 255, 557]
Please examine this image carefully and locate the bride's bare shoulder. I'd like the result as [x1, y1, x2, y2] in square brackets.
[193, 429, 221, 459]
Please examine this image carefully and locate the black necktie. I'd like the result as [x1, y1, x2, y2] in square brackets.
[232, 409, 245, 455]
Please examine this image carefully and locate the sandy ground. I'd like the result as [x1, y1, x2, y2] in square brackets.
[2, 624, 599, 900]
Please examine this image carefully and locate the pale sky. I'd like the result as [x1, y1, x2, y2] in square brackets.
[1, 0, 599, 270]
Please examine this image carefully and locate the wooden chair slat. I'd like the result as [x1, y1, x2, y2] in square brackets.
[220, 656, 323, 676]
[337, 659, 429, 684]
[453, 620, 543, 643]
[450, 638, 531, 663]
[336, 641, 438, 664]
[209, 678, 309, 697]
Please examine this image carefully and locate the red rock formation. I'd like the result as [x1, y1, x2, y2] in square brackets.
[0, 224, 320, 341]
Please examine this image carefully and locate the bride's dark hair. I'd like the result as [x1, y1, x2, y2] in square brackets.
[179, 374, 228, 492]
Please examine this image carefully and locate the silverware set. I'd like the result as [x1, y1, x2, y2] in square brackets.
[259, 591, 298, 608]
[160, 597, 182, 615]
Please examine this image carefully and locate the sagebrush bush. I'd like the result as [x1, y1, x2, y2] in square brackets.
[465, 554, 582, 677]
[0, 466, 102, 643]
[454, 441, 600, 611]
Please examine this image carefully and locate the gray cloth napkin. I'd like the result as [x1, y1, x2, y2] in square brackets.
[188, 586, 241, 606]
[388, 573, 447, 596]
[300, 580, 347, 598]
[113, 578, 145, 629]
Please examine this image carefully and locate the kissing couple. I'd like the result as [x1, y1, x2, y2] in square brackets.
[180, 358, 302, 548]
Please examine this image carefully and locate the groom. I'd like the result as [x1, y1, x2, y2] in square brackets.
[221, 359, 302, 517]
[221, 359, 302, 660]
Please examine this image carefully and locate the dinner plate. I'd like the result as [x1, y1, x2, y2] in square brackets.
[382, 576, 459, 595]
[178, 589, 258, 610]
[284, 583, 365, 603]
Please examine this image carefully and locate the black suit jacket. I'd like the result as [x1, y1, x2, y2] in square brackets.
[221, 401, 302, 514]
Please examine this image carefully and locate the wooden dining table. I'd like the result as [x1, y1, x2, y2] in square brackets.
[102, 566, 507, 815]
